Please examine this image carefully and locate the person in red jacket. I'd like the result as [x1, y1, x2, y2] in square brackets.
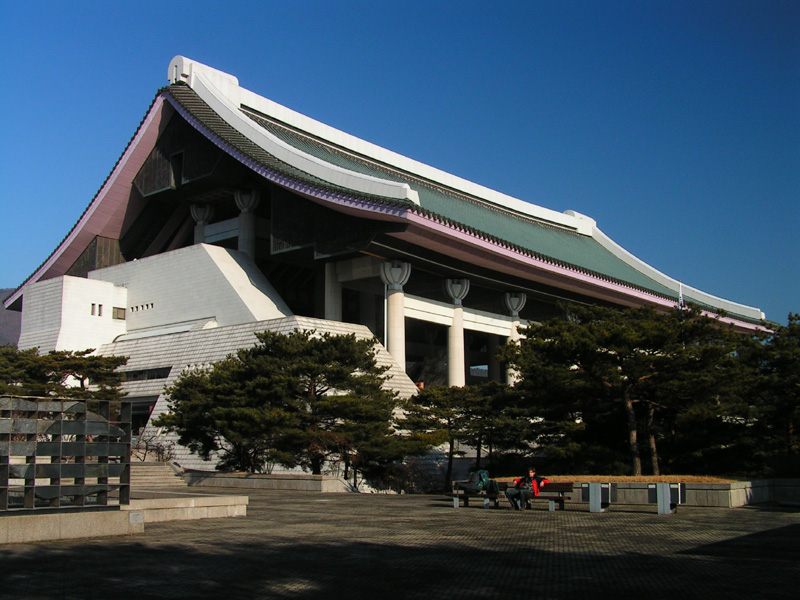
[505, 466, 549, 510]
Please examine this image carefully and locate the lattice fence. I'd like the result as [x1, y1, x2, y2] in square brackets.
[0, 396, 131, 511]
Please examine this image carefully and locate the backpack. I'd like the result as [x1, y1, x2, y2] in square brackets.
[469, 469, 490, 490]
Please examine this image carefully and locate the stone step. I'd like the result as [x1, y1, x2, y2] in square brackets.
[130, 462, 187, 488]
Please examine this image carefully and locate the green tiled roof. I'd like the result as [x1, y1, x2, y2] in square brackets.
[165, 85, 409, 208]
[4, 82, 759, 326]
[242, 106, 676, 298]
[166, 84, 760, 323]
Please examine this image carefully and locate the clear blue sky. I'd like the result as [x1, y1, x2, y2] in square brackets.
[1, 1, 798, 323]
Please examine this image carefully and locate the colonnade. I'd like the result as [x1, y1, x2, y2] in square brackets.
[190, 191, 527, 387]
[378, 261, 526, 387]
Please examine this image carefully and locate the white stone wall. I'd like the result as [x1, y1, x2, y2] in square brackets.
[89, 244, 291, 332]
[57, 277, 128, 351]
[18, 278, 64, 352]
[18, 276, 128, 353]
[97, 315, 418, 471]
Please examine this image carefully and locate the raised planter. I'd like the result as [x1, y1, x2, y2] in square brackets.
[0, 508, 144, 544]
[123, 492, 248, 522]
[184, 471, 350, 493]
[569, 479, 799, 507]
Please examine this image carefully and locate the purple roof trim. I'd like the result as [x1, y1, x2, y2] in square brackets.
[4, 96, 171, 310]
[165, 96, 411, 220]
[164, 93, 680, 303]
[166, 94, 764, 333]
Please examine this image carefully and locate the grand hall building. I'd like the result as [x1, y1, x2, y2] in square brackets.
[4, 57, 764, 469]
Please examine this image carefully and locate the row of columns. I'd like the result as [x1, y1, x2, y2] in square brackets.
[379, 260, 526, 387]
[190, 193, 524, 388]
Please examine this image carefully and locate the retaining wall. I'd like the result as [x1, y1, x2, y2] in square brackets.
[576, 479, 799, 507]
[184, 471, 350, 493]
[0, 508, 143, 544]
[186, 472, 800, 508]
[122, 492, 248, 522]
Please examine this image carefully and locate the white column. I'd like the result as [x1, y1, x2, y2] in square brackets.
[445, 279, 470, 387]
[504, 292, 527, 384]
[379, 260, 411, 371]
[324, 262, 342, 321]
[190, 203, 214, 245]
[235, 189, 260, 258]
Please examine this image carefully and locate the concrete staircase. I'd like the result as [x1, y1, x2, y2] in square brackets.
[130, 462, 188, 488]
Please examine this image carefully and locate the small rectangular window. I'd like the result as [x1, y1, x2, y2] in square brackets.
[98, 304, 103, 317]
[112, 307, 126, 320]
[91, 303, 96, 316]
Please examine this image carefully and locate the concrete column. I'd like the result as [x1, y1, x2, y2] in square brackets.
[445, 279, 470, 387]
[235, 189, 260, 258]
[324, 262, 342, 321]
[504, 292, 527, 384]
[190, 203, 214, 245]
[379, 260, 411, 370]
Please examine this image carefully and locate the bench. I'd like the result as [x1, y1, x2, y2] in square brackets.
[451, 480, 574, 510]
[449, 480, 502, 508]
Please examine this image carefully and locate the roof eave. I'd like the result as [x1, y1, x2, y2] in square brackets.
[3, 95, 174, 311]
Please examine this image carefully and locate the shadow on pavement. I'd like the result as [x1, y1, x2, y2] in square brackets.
[2, 531, 798, 599]
[679, 523, 800, 562]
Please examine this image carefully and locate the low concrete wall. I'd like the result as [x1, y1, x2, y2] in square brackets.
[1, 492, 248, 544]
[184, 471, 350, 493]
[773, 479, 800, 505]
[571, 479, 800, 508]
[123, 493, 248, 522]
[188, 473, 800, 507]
[0, 508, 144, 544]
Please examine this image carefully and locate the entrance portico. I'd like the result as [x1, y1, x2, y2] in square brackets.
[320, 254, 531, 387]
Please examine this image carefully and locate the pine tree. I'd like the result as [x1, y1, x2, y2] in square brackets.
[400, 385, 469, 491]
[0, 345, 127, 399]
[507, 304, 744, 476]
[158, 330, 405, 478]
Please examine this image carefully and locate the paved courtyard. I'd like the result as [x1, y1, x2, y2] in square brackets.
[2, 488, 798, 599]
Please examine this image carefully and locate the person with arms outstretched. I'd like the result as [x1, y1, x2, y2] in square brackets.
[505, 466, 549, 510]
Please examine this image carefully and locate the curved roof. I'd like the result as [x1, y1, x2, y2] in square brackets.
[5, 57, 765, 329]
[247, 109, 676, 294]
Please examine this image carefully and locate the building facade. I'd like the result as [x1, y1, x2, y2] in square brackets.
[4, 57, 765, 469]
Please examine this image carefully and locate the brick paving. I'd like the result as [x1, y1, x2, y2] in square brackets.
[2, 488, 798, 599]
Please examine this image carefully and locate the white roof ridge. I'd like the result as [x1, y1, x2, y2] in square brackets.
[165, 57, 765, 325]
[591, 225, 765, 321]
[168, 56, 419, 205]
[167, 56, 593, 235]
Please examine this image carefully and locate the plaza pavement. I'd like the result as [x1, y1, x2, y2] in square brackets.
[1, 487, 798, 599]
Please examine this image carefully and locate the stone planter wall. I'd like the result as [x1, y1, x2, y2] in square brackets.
[571, 479, 799, 508]
[182, 472, 800, 507]
[184, 471, 349, 493]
